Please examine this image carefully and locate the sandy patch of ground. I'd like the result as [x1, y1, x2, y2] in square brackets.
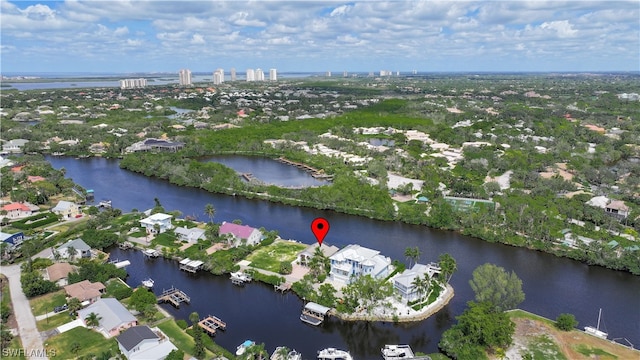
[485, 170, 513, 190]
[446, 107, 464, 113]
[205, 242, 227, 255]
[391, 194, 414, 202]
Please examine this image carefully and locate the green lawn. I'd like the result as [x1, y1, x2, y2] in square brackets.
[46, 327, 118, 359]
[246, 241, 307, 273]
[521, 335, 567, 360]
[36, 312, 74, 331]
[508, 309, 556, 327]
[157, 319, 197, 357]
[29, 290, 67, 316]
[574, 344, 617, 359]
[151, 232, 179, 248]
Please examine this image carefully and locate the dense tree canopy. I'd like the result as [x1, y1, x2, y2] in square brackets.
[469, 263, 525, 312]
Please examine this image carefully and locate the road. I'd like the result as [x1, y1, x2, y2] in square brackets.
[0, 265, 49, 360]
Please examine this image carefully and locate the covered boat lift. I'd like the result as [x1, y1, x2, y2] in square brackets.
[300, 302, 331, 326]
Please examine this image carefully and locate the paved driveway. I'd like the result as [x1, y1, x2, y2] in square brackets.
[0, 265, 49, 360]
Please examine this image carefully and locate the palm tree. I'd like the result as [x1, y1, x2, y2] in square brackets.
[274, 346, 290, 360]
[67, 245, 76, 261]
[404, 246, 421, 268]
[438, 253, 457, 284]
[67, 298, 82, 316]
[85, 312, 101, 328]
[189, 311, 200, 327]
[411, 275, 423, 303]
[204, 203, 216, 224]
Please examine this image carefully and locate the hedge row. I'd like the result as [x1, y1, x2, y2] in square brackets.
[11, 212, 59, 230]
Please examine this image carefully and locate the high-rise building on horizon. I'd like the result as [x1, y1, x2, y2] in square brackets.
[213, 68, 224, 85]
[179, 69, 192, 86]
[255, 68, 265, 81]
[269, 68, 277, 81]
[230, 68, 237, 81]
[119, 78, 147, 89]
[246, 68, 255, 82]
[326, 71, 332, 77]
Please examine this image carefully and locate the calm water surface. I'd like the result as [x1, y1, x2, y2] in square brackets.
[47, 156, 640, 357]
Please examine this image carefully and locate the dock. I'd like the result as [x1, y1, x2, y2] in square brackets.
[230, 271, 251, 286]
[119, 241, 134, 250]
[142, 248, 160, 258]
[300, 302, 331, 326]
[274, 282, 291, 293]
[277, 157, 334, 180]
[157, 286, 190, 308]
[179, 258, 204, 273]
[197, 315, 227, 336]
[108, 259, 131, 269]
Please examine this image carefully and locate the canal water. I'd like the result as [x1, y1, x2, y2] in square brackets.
[46, 156, 640, 357]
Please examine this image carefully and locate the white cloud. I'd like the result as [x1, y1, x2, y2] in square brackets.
[540, 20, 578, 38]
[114, 26, 129, 36]
[191, 33, 205, 44]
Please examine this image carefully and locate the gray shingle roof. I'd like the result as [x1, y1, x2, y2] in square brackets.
[116, 325, 158, 351]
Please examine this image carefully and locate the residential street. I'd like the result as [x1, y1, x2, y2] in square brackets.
[0, 264, 49, 360]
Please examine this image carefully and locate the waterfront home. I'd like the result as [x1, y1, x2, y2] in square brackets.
[173, 226, 206, 243]
[605, 200, 630, 220]
[392, 263, 442, 303]
[124, 138, 185, 153]
[56, 238, 92, 259]
[297, 242, 339, 267]
[329, 244, 391, 284]
[1, 202, 37, 219]
[116, 325, 177, 360]
[219, 221, 263, 246]
[2, 139, 29, 153]
[139, 213, 173, 234]
[44, 262, 77, 286]
[64, 280, 106, 303]
[78, 298, 137, 337]
[51, 200, 81, 219]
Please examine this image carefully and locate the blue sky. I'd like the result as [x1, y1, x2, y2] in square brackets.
[1, 1, 639, 73]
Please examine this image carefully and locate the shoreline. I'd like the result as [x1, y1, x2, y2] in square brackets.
[332, 284, 454, 323]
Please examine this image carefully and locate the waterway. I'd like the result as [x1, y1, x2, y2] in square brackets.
[46, 156, 640, 357]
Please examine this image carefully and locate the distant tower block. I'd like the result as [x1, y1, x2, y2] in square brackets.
[343, 71, 348, 77]
[246, 69, 255, 81]
[179, 69, 192, 86]
[213, 68, 224, 85]
[269, 68, 277, 81]
[230, 68, 237, 81]
[326, 71, 332, 77]
[255, 68, 265, 81]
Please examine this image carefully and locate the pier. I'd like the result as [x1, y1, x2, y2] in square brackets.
[274, 282, 292, 293]
[197, 315, 227, 336]
[300, 302, 332, 326]
[157, 286, 190, 308]
[230, 271, 251, 286]
[179, 258, 204, 273]
[142, 248, 160, 258]
[277, 157, 334, 180]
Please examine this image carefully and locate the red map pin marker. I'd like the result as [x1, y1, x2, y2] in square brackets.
[311, 217, 330, 246]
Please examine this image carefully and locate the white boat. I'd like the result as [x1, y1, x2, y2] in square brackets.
[141, 278, 154, 288]
[381, 345, 414, 360]
[272, 347, 302, 360]
[584, 308, 608, 339]
[318, 348, 353, 360]
[236, 340, 255, 356]
[230, 271, 251, 285]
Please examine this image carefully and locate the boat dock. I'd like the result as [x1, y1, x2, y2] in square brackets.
[118, 241, 134, 250]
[142, 248, 160, 258]
[277, 157, 334, 180]
[198, 315, 227, 336]
[274, 282, 291, 293]
[98, 200, 112, 208]
[179, 258, 204, 273]
[157, 286, 190, 308]
[108, 259, 131, 269]
[300, 302, 331, 326]
[230, 272, 251, 286]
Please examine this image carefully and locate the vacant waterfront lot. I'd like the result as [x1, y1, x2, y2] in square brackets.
[246, 240, 307, 273]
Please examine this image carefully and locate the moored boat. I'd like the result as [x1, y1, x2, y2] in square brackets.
[236, 340, 255, 356]
[318, 348, 353, 360]
[381, 345, 414, 360]
[141, 278, 154, 288]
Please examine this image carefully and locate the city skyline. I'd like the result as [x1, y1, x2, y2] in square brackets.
[1, 1, 638, 73]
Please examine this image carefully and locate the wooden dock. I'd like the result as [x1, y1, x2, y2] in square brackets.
[277, 157, 333, 180]
[157, 287, 190, 308]
[274, 282, 291, 293]
[198, 315, 227, 336]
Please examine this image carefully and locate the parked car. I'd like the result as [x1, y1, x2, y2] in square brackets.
[53, 304, 68, 313]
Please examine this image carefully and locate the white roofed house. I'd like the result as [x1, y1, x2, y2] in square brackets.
[173, 226, 206, 243]
[77, 298, 137, 337]
[139, 213, 173, 234]
[56, 238, 92, 259]
[329, 244, 391, 284]
[392, 263, 442, 303]
[51, 200, 81, 219]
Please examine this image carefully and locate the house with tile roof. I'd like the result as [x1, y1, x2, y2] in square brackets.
[116, 325, 177, 360]
[78, 298, 137, 337]
[1, 202, 35, 219]
[219, 221, 263, 246]
[44, 262, 77, 286]
[329, 244, 391, 284]
[64, 280, 105, 303]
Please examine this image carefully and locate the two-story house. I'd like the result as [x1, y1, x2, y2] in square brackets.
[329, 244, 391, 284]
[392, 263, 442, 303]
[139, 213, 173, 234]
[51, 200, 81, 219]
